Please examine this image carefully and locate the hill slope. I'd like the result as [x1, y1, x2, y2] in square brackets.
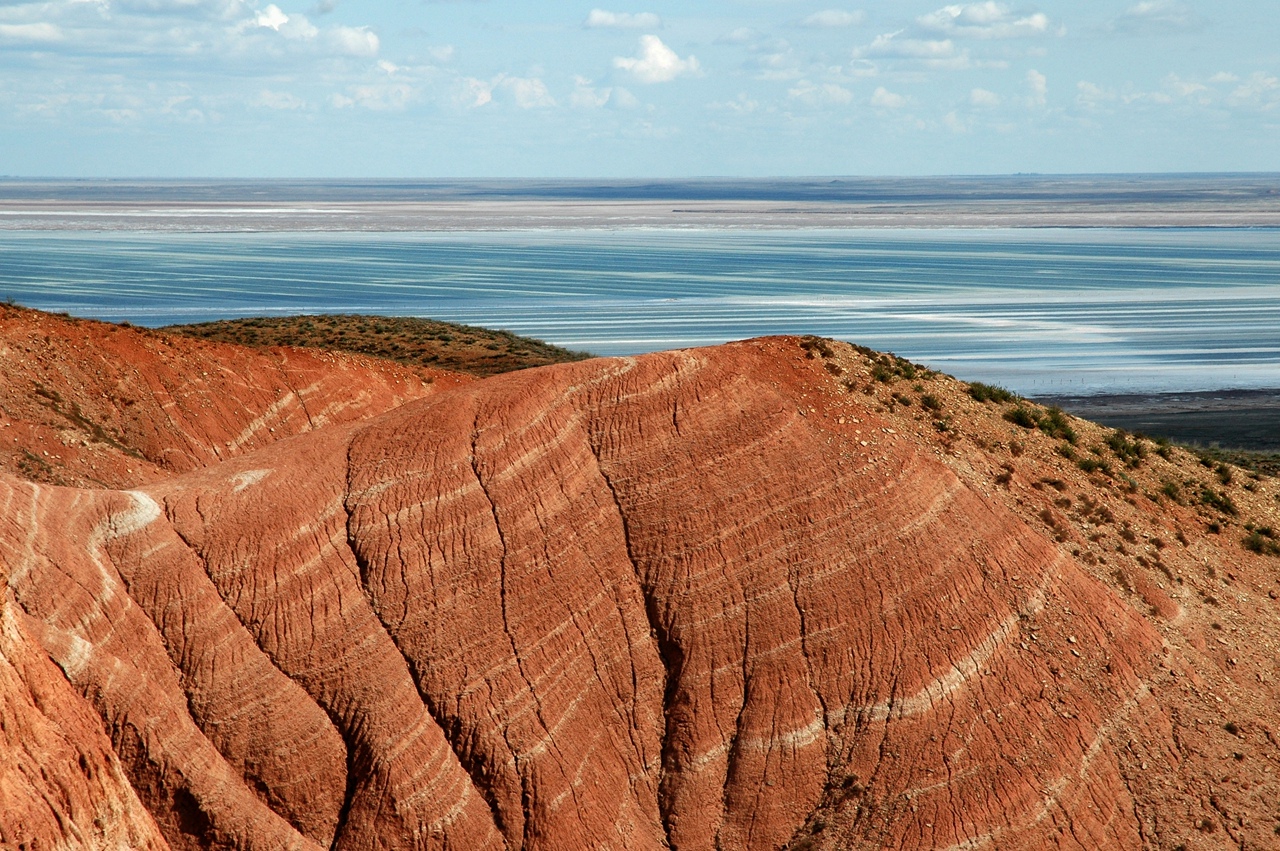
[2, 312, 1279, 850]
[0, 305, 463, 489]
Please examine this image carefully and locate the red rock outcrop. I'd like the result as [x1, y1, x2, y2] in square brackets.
[5, 332, 1215, 850]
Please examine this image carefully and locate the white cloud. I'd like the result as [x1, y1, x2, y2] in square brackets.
[709, 93, 759, 113]
[858, 32, 956, 59]
[585, 9, 661, 29]
[1109, 1, 1204, 35]
[255, 5, 289, 31]
[613, 35, 699, 83]
[854, 31, 974, 69]
[970, 87, 1000, 107]
[570, 76, 637, 109]
[744, 44, 803, 81]
[457, 74, 556, 109]
[1165, 74, 1207, 99]
[327, 24, 377, 56]
[1075, 80, 1114, 109]
[233, 6, 382, 57]
[1209, 72, 1238, 85]
[0, 22, 64, 43]
[871, 86, 906, 108]
[330, 80, 413, 110]
[253, 89, 307, 109]
[459, 77, 492, 108]
[717, 27, 758, 44]
[1026, 69, 1046, 106]
[250, 6, 319, 40]
[917, 3, 1055, 39]
[499, 75, 555, 109]
[1228, 72, 1279, 107]
[799, 10, 864, 29]
[571, 77, 610, 109]
[788, 80, 853, 105]
[610, 87, 639, 109]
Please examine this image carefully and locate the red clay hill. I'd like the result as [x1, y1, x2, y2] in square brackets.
[2, 308, 1280, 850]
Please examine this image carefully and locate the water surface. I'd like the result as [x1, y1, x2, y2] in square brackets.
[3, 228, 1277, 395]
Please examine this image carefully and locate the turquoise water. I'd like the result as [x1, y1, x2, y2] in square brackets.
[2, 228, 1278, 394]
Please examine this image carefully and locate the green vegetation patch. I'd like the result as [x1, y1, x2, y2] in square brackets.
[1243, 525, 1280, 556]
[968, 382, 1017, 404]
[162, 314, 592, 377]
[1003, 403, 1077, 444]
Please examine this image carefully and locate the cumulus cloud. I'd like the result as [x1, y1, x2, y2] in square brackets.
[743, 42, 803, 81]
[1026, 69, 1047, 106]
[870, 86, 906, 108]
[1075, 80, 1116, 109]
[241, 6, 378, 56]
[854, 31, 974, 69]
[799, 10, 864, 28]
[1165, 74, 1207, 99]
[1228, 72, 1279, 106]
[331, 81, 413, 110]
[500, 75, 556, 108]
[0, 22, 64, 43]
[585, 9, 661, 29]
[613, 35, 699, 83]
[943, 110, 968, 132]
[717, 27, 758, 44]
[917, 2, 1055, 39]
[460, 77, 493, 108]
[253, 88, 307, 109]
[457, 74, 556, 109]
[1108, 1, 1204, 35]
[970, 87, 1000, 107]
[327, 24, 378, 56]
[251, 5, 319, 40]
[709, 93, 759, 113]
[788, 80, 853, 105]
[858, 32, 956, 59]
[570, 76, 638, 109]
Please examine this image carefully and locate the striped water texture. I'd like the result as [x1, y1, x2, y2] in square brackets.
[1, 228, 1277, 394]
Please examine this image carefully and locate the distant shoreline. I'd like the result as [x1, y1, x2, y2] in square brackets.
[2, 175, 1279, 232]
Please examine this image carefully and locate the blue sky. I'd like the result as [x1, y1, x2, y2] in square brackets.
[1, 1, 1276, 176]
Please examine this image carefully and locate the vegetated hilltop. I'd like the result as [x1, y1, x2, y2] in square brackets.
[163, 314, 591, 377]
[2, 311, 1280, 850]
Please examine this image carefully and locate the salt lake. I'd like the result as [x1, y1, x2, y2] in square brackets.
[2, 227, 1277, 395]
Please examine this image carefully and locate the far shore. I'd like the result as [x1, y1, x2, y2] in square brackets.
[2, 174, 1279, 231]
[1036, 388, 1280, 452]
[3, 199, 1280, 232]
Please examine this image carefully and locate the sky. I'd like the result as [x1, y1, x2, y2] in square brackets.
[0, 0, 1276, 177]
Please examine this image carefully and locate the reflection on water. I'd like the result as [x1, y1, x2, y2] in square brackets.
[1, 228, 1277, 394]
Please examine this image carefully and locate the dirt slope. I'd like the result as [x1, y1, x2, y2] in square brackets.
[2, 316, 1280, 850]
[0, 305, 464, 489]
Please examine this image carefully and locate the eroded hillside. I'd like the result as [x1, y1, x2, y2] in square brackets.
[0, 305, 463, 488]
[1, 311, 1278, 850]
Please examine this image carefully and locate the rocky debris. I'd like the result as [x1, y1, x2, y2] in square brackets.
[1, 315, 1279, 850]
